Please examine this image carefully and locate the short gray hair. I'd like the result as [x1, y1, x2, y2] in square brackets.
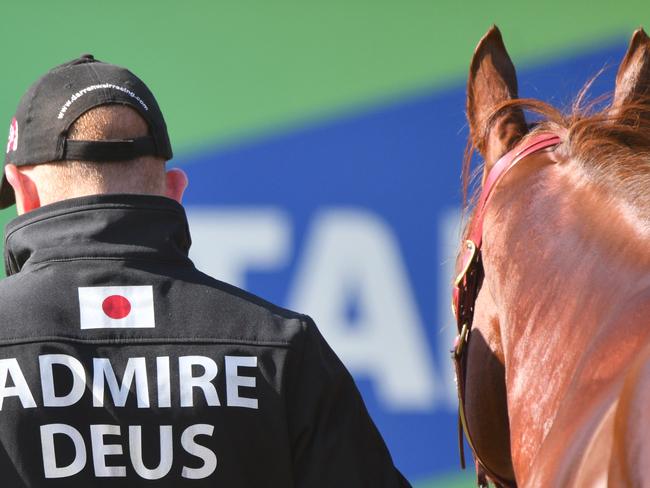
[22, 105, 166, 205]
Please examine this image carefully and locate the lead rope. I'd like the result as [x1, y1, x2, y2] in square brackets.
[453, 248, 515, 488]
[458, 414, 466, 469]
[477, 464, 489, 488]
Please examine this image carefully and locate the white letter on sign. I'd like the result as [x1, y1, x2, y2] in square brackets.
[41, 424, 87, 478]
[225, 356, 258, 409]
[0, 358, 36, 409]
[187, 209, 291, 289]
[181, 424, 217, 479]
[92, 358, 150, 408]
[289, 209, 438, 411]
[40, 354, 86, 407]
[179, 356, 220, 407]
[129, 425, 173, 480]
[91, 424, 126, 477]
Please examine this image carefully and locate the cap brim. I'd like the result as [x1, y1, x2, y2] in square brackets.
[0, 173, 16, 209]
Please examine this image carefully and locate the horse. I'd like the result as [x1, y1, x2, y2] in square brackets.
[452, 26, 650, 487]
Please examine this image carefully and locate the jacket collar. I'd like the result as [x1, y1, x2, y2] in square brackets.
[4, 194, 193, 276]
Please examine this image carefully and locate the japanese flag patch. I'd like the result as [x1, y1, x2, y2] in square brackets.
[78, 285, 155, 329]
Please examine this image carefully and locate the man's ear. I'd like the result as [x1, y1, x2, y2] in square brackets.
[467, 26, 528, 171]
[5, 164, 40, 215]
[165, 167, 189, 204]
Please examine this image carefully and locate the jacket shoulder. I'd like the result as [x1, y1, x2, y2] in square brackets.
[0, 264, 314, 346]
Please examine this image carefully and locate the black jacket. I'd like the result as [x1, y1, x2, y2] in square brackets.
[0, 194, 410, 488]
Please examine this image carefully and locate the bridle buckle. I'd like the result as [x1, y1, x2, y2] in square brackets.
[453, 323, 470, 358]
[454, 240, 477, 287]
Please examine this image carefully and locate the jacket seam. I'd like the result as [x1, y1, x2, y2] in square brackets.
[282, 315, 309, 399]
[0, 335, 294, 348]
[285, 315, 311, 455]
[5, 204, 184, 241]
[24, 256, 194, 267]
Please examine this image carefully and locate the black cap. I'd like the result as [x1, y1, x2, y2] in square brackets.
[2, 54, 173, 208]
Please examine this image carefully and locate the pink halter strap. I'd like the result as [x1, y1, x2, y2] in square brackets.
[451, 132, 562, 488]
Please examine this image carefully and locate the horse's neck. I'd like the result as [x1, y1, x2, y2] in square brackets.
[485, 162, 650, 484]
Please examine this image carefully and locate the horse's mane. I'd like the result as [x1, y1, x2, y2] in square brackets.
[462, 90, 650, 217]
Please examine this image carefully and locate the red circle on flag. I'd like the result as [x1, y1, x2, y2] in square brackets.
[102, 295, 131, 319]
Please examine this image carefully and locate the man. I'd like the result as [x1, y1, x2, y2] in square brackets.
[0, 55, 411, 487]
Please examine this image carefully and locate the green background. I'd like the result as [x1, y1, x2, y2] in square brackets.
[1, 1, 649, 485]
[2, 1, 648, 155]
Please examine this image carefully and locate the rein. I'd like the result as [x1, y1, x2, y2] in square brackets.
[451, 132, 562, 488]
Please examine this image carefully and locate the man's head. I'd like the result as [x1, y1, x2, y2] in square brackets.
[3, 55, 187, 215]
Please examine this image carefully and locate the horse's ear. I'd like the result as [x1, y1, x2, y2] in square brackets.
[611, 28, 650, 117]
[467, 26, 527, 169]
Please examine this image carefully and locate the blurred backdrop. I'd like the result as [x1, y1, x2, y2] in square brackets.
[1, 1, 649, 486]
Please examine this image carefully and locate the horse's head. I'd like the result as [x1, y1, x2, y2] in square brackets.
[454, 26, 650, 487]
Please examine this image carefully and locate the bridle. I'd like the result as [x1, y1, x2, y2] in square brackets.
[451, 132, 563, 488]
